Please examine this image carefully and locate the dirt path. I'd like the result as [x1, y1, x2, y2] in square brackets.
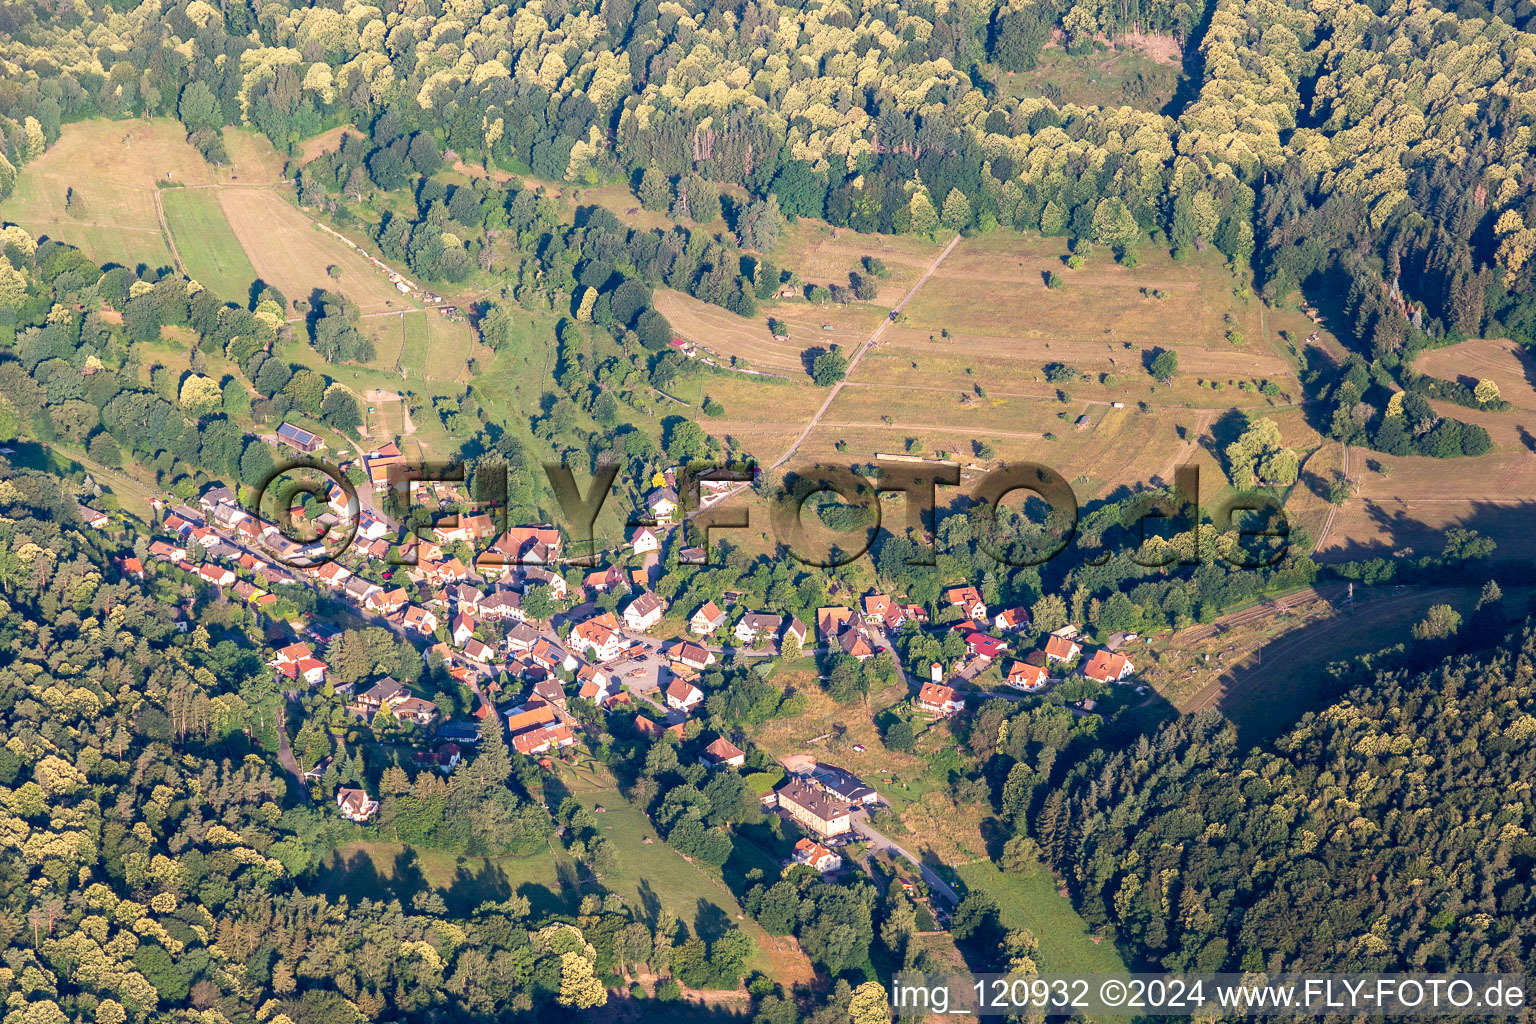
[819, 420, 1044, 439]
[1313, 442, 1348, 554]
[151, 189, 186, 278]
[771, 233, 963, 470]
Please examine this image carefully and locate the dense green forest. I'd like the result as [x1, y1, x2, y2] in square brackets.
[981, 606, 1536, 978]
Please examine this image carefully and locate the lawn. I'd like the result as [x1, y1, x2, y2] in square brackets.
[955, 859, 1130, 976]
[399, 311, 430, 379]
[161, 187, 259, 301]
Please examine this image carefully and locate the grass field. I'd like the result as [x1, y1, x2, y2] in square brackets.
[1151, 584, 1504, 744]
[217, 188, 412, 314]
[654, 288, 887, 379]
[955, 859, 1130, 977]
[997, 37, 1183, 110]
[399, 312, 430, 378]
[160, 188, 258, 301]
[0, 120, 285, 273]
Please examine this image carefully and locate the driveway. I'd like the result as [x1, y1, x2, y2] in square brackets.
[852, 811, 959, 907]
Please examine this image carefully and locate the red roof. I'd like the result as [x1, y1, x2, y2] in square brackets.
[1044, 634, 1081, 659]
[918, 681, 961, 707]
[1083, 649, 1133, 682]
[964, 633, 1008, 659]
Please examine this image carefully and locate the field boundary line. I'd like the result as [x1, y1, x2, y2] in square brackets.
[770, 232, 963, 471]
[151, 188, 186, 277]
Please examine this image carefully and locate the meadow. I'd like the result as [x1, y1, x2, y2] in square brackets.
[159, 187, 258, 301]
[0, 120, 281, 273]
[955, 859, 1130, 977]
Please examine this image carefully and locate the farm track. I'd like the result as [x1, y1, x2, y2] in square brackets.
[1313, 443, 1348, 554]
[772, 233, 963, 470]
[151, 188, 186, 278]
[1178, 585, 1456, 715]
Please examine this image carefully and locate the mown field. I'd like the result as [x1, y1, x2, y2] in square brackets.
[955, 859, 1130, 976]
[0, 119, 282, 273]
[217, 188, 411, 314]
[160, 187, 258, 301]
[1297, 337, 1536, 567]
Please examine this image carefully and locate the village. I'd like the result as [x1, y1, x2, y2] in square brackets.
[116, 426, 1146, 908]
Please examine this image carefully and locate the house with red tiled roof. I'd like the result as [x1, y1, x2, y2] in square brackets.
[511, 722, 575, 756]
[816, 606, 852, 641]
[838, 630, 875, 661]
[399, 605, 439, 635]
[792, 837, 842, 873]
[1082, 650, 1135, 684]
[993, 607, 1030, 632]
[464, 638, 496, 664]
[668, 641, 715, 671]
[666, 678, 704, 712]
[506, 699, 557, 734]
[148, 540, 185, 562]
[390, 695, 440, 726]
[635, 714, 686, 740]
[631, 525, 661, 555]
[116, 556, 145, 579]
[623, 591, 666, 631]
[584, 565, 629, 594]
[963, 632, 1009, 662]
[690, 601, 727, 635]
[337, 788, 379, 822]
[944, 585, 987, 620]
[529, 637, 576, 673]
[1006, 661, 1048, 692]
[699, 736, 746, 767]
[451, 612, 477, 646]
[568, 617, 622, 661]
[197, 564, 235, 588]
[1043, 634, 1083, 663]
[274, 641, 314, 665]
[916, 681, 964, 718]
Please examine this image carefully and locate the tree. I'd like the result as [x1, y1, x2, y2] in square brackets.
[812, 347, 849, 386]
[1412, 604, 1462, 640]
[771, 161, 827, 219]
[1090, 197, 1139, 251]
[1149, 349, 1178, 381]
[177, 81, 221, 134]
[1225, 417, 1295, 488]
[179, 374, 223, 415]
[849, 981, 891, 1024]
[940, 189, 972, 231]
[991, 7, 1052, 71]
[284, 369, 326, 415]
[1474, 379, 1501, 406]
[637, 167, 670, 211]
[908, 189, 940, 236]
[322, 386, 361, 433]
[885, 719, 915, 752]
[737, 194, 785, 251]
[665, 419, 708, 461]
[557, 951, 607, 1008]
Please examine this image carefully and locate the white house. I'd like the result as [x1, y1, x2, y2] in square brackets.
[666, 678, 704, 712]
[623, 591, 666, 632]
[631, 525, 661, 555]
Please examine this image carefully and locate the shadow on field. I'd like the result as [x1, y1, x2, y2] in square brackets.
[1320, 498, 1536, 566]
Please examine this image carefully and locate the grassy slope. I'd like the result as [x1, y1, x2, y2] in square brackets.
[956, 859, 1130, 975]
[160, 187, 258, 302]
